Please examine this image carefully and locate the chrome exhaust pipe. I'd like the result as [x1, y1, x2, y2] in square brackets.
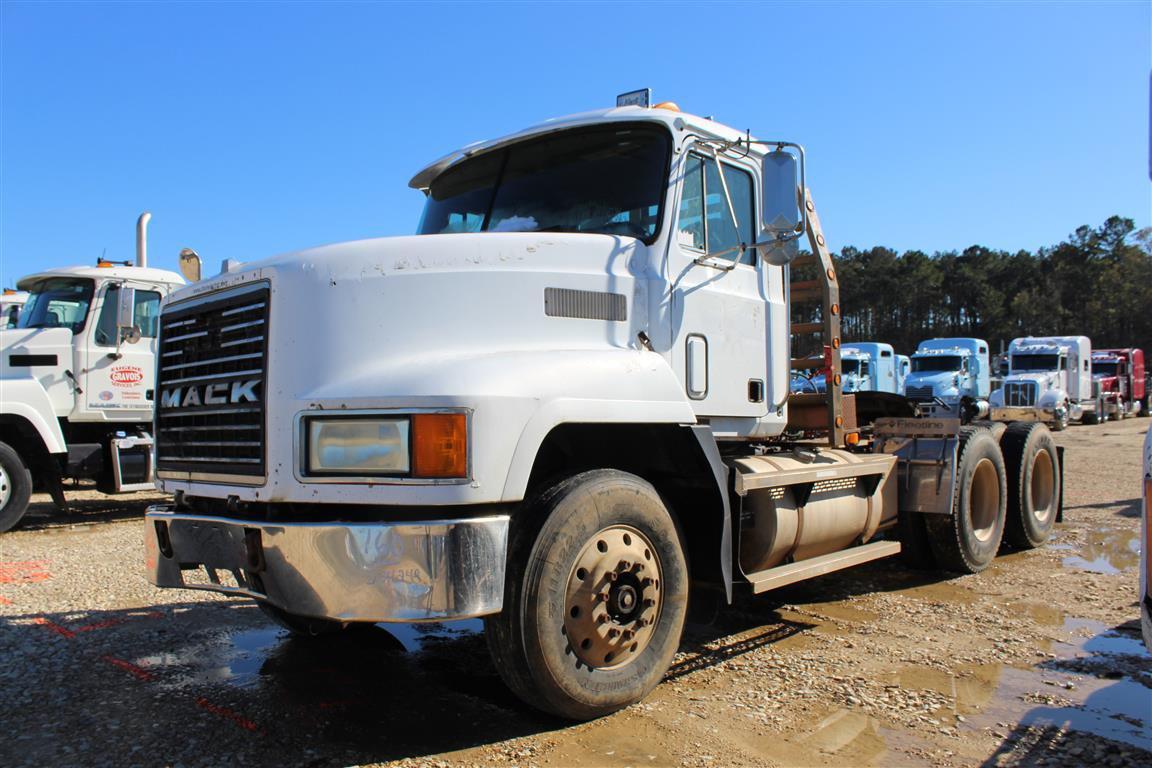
[136, 212, 151, 268]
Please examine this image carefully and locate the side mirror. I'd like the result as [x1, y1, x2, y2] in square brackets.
[179, 248, 202, 283]
[116, 286, 141, 344]
[760, 149, 805, 266]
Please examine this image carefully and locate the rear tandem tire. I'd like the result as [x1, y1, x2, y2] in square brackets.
[0, 441, 33, 533]
[1000, 423, 1060, 550]
[485, 469, 689, 720]
[924, 428, 1007, 573]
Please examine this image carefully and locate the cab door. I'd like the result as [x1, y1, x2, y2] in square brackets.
[669, 151, 769, 420]
[77, 282, 163, 422]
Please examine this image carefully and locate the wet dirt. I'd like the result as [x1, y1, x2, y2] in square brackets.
[0, 420, 1148, 767]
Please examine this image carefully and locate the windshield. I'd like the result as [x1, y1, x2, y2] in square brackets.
[1092, 361, 1120, 377]
[17, 278, 95, 333]
[1012, 353, 1059, 372]
[842, 359, 867, 376]
[418, 123, 671, 242]
[912, 355, 963, 373]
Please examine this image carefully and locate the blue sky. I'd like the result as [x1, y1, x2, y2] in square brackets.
[1, 1, 1148, 284]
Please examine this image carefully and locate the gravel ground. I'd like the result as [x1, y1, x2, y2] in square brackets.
[0, 419, 1148, 767]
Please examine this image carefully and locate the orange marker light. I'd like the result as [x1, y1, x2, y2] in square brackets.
[845, 432, 860, 446]
[412, 413, 468, 478]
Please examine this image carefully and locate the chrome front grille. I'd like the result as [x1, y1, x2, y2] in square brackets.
[1003, 381, 1037, 407]
[905, 385, 935, 401]
[155, 283, 269, 478]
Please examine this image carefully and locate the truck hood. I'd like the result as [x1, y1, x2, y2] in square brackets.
[165, 232, 651, 400]
[905, 371, 958, 389]
[1005, 371, 1059, 388]
[0, 327, 72, 379]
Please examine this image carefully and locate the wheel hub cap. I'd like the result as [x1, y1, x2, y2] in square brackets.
[563, 525, 662, 670]
[0, 464, 9, 509]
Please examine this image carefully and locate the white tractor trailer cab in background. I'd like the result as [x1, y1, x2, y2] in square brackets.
[792, 342, 908, 395]
[0, 214, 185, 531]
[990, 335, 1098, 430]
[143, 92, 1064, 720]
[903, 337, 992, 421]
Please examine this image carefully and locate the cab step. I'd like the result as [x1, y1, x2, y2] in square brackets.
[744, 540, 901, 594]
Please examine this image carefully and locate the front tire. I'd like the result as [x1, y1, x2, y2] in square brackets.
[925, 429, 1007, 573]
[0, 441, 33, 533]
[1000, 423, 1060, 549]
[486, 470, 688, 720]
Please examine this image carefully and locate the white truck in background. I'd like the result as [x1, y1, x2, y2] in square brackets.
[792, 342, 908, 395]
[143, 93, 1064, 720]
[903, 337, 992, 421]
[1, 290, 29, 328]
[0, 215, 186, 531]
[990, 335, 1099, 430]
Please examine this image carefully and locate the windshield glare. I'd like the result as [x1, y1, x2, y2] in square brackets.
[17, 278, 95, 333]
[1012, 353, 1059, 372]
[912, 355, 963, 373]
[418, 124, 671, 242]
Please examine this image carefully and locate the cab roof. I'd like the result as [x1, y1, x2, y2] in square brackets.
[409, 105, 759, 190]
[17, 264, 186, 290]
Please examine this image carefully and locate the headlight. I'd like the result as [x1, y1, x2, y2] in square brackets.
[303, 412, 469, 479]
[307, 418, 410, 474]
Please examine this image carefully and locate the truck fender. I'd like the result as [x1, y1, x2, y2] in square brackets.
[499, 351, 697, 500]
[0, 379, 66, 454]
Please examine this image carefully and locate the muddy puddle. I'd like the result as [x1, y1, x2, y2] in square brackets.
[1059, 527, 1141, 574]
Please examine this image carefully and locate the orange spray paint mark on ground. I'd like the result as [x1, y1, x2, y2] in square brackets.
[0, 560, 51, 584]
[102, 655, 157, 682]
[33, 617, 76, 638]
[195, 697, 262, 733]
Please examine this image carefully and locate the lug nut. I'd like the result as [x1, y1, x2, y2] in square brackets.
[606, 571, 619, 582]
[597, 614, 609, 624]
[607, 628, 620, 639]
[641, 578, 653, 587]
[598, 592, 610, 602]
[618, 560, 631, 571]
[622, 629, 636, 640]
[643, 598, 656, 608]
[639, 618, 651, 627]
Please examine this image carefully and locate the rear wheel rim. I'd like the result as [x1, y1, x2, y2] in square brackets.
[563, 525, 662, 670]
[969, 458, 999, 542]
[1030, 449, 1055, 523]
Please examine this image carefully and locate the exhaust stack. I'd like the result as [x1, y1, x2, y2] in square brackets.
[136, 212, 151, 268]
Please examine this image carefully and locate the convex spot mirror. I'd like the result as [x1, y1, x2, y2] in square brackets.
[760, 149, 802, 266]
[179, 248, 202, 283]
[116, 286, 141, 344]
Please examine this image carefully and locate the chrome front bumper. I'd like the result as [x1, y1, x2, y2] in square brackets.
[144, 506, 509, 622]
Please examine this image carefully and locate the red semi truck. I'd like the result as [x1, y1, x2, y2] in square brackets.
[1090, 348, 1148, 421]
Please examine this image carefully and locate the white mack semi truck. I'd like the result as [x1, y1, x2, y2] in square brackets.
[0, 214, 185, 531]
[144, 94, 1063, 720]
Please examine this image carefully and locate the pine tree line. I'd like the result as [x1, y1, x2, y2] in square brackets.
[829, 216, 1152, 357]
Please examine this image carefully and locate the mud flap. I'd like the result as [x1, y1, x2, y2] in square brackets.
[1056, 445, 1065, 523]
[872, 418, 961, 516]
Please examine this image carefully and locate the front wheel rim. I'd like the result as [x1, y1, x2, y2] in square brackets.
[0, 463, 10, 509]
[563, 525, 663, 670]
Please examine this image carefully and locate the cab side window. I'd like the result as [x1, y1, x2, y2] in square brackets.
[677, 154, 756, 264]
[94, 286, 162, 346]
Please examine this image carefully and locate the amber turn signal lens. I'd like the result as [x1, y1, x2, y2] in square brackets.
[412, 413, 467, 478]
